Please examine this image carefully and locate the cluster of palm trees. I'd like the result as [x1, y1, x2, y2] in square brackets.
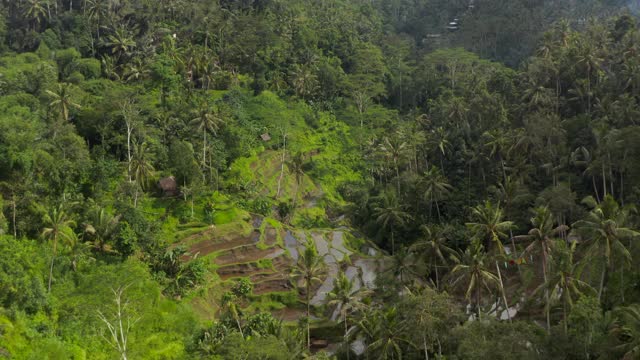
[287, 189, 637, 358]
[295, 193, 638, 358]
[40, 203, 120, 291]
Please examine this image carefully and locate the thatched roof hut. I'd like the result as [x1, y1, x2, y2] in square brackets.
[158, 176, 178, 196]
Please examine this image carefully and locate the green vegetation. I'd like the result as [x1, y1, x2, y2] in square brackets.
[2, 0, 640, 358]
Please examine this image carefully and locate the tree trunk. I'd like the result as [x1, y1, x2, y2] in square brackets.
[202, 129, 207, 183]
[423, 335, 429, 360]
[276, 133, 287, 198]
[12, 195, 16, 238]
[48, 236, 57, 292]
[434, 259, 440, 290]
[602, 163, 607, 197]
[592, 176, 600, 203]
[345, 313, 350, 360]
[127, 123, 132, 182]
[620, 170, 625, 206]
[496, 261, 512, 323]
[563, 295, 568, 335]
[394, 158, 400, 195]
[391, 229, 395, 256]
[306, 282, 311, 350]
[621, 261, 625, 304]
[608, 152, 614, 197]
[476, 285, 482, 320]
[293, 179, 300, 210]
[543, 245, 550, 331]
[598, 263, 608, 301]
[235, 315, 244, 338]
[587, 70, 591, 114]
[499, 153, 507, 185]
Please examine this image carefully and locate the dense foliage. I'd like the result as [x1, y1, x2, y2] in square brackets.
[2, 0, 640, 359]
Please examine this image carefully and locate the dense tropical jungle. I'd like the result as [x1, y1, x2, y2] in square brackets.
[1, 0, 640, 358]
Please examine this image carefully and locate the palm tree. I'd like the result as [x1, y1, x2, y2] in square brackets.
[84, 207, 120, 252]
[286, 152, 306, 208]
[534, 242, 594, 334]
[429, 127, 450, 174]
[515, 206, 568, 329]
[130, 142, 155, 207]
[450, 241, 500, 319]
[483, 128, 512, 183]
[45, 83, 81, 122]
[221, 293, 244, 337]
[516, 207, 568, 287]
[521, 78, 554, 110]
[378, 136, 407, 194]
[384, 246, 420, 288]
[131, 141, 155, 189]
[358, 307, 413, 360]
[62, 228, 94, 272]
[373, 190, 413, 255]
[327, 271, 371, 359]
[85, 0, 108, 40]
[576, 43, 603, 114]
[190, 102, 224, 181]
[466, 201, 513, 255]
[610, 304, 640, 359]
[493, 176, 531, 251]
[573, 195, 639, 300]
[291, 242, 326, 350]
[104, 26, 136, 61]
[571, 146, 601, 202]
[419, 166, 452, 222]
[290, 64, 318, 100]
[410, 225, 455, 290]
[23, 0, 48, 30]
[42, 205, 76, 292]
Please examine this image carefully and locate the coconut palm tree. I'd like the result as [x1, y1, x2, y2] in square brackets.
[327, 271, 371, 359]
[378, 136, 407, 194]
[610, 304, 640, 359]
[358, 307, 413, 360]
[534, 241, 594, 333]
[45, 83, 81, 122]
[84, 207, 120, 252]
[483, 128, 512, 183]
[373, 190, 413, 255]
[62, 228, 94, 272]
[42, 205, 76, 292]
[190, 102, 225, 181]
[291, 242, 326, 350]
[23, 0, 48, 30]
[466, 201, 513, 255]
[384, 246, 420, 288]
[130, 141, 155, 189]
[573, 195, 639, 300]
[286, 152, 306, 208]
[450, 241, 500, 319]
[221, 292, 244, 337]
[515, 206, 568, 329]
[85, 0, 108, 40]
[410, 225, 455, 290]
[130, 141, 155, 207]
[290, 64, 318, 100]
[419, 166, 452, 222]
[575, 43, 603, 114]
[516, 206, 568, 287]
[104, 26, 136, 61]
[429, 127, 450, 174]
